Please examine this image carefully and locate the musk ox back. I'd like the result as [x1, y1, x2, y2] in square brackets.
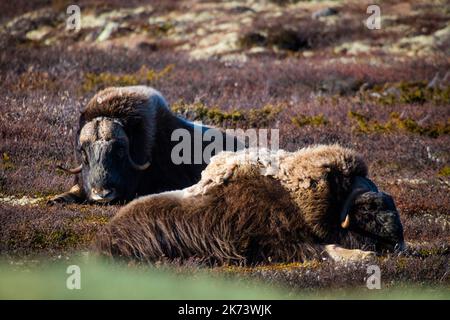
[95, 145, 405, 265]
[52, 86, 241, 204]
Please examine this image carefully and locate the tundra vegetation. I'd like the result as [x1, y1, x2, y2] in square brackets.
[0, 0, 448, 298]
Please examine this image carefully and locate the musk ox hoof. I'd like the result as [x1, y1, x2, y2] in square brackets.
[47, 194, 75, 205]
[47, 185, 83, 205]
[324, 244, 376, 262]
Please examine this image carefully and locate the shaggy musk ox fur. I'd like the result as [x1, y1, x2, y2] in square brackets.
[52, 86, 240, 204]
[95, 145, 405, 265]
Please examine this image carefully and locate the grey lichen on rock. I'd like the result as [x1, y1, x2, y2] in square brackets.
[96, 22, 119, 42]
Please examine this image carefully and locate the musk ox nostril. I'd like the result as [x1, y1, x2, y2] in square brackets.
[91, 188, 116, 202]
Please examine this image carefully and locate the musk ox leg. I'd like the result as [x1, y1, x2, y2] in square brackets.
[48, 184, 85, 204]
[324, 244, 375, 262]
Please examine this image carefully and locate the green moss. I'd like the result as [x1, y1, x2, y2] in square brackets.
[219, 261, 321, 274]
[28, 228, 92, 250]
[389, 112, 450, 138]
[398, 81, 428, 104]
[291, 114, 328, 127]
[417, 248, 440, 257]
[153, 21, 174, 35]
[395, 257, 408, 270]
[82, 64, 174, 92]
[348, 111, 372, 133]
[368, 81, 450, 105]
[172, 102, 281, 127]
[71, 215, 110, 225]
[438, 166, 450, 177]
[1, 152, 15, 170]
[348, 111, 450, 138]
[247, 105, 282, 127]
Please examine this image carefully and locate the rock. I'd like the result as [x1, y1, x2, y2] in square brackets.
[441, 71, 450, 87]
[391, 24, 450, 56]
[81, 14, 107, 29]
[383, 87, 401, 97]
[319, 76, 360, 95]
[427, 72, 441, 89]
[229, 6, 256, 14]
[334, 41, 372, 55]
[25, 25, 53, 41]
[96, 21, 119, 42]
[428, 71, 450, 89]
[220, 53, 248, 66]
[0, 194, 43, 206]
[311, 7, 338, 19]
[137, 41, 158, 51]
[247, 47, 268, 55]
[189, 31, 239, 59]
[395, 178, 429, 185]
[369, 92, 382, 99]
[434, 24, 450, 47]
[4, 8, 61, 39]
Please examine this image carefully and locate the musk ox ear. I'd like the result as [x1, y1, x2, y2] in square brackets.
[339, 176, 378, 228]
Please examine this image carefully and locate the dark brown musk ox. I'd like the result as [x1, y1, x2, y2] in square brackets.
[95, 145, 405, 265]
[51, 86, 242, 204]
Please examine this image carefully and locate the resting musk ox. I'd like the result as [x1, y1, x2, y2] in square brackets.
[95, 145, 405, 265]
[51, 86, 241, 204]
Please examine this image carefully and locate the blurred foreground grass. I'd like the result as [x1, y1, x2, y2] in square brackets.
[0, 258, 448, 300]
[0, 258, 292, 300]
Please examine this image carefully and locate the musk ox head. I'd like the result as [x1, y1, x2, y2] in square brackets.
[339, 177, 405, 252]
[74, 117, 150, 203]
[60, 87, 161, 203]
[345, 191, 404, 252]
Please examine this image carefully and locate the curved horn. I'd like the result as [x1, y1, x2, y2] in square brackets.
[57, 164, 82, 174]
[339, 176, 379, 229]
[341, 214, 350, 229]
[128, 154, 150, 171]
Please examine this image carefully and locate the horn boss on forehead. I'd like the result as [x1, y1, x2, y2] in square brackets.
[79, 117, 127, 143]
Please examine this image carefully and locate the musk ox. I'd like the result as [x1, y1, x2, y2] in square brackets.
[95, 145, 405, 265]
[51, 86, 241, 204]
